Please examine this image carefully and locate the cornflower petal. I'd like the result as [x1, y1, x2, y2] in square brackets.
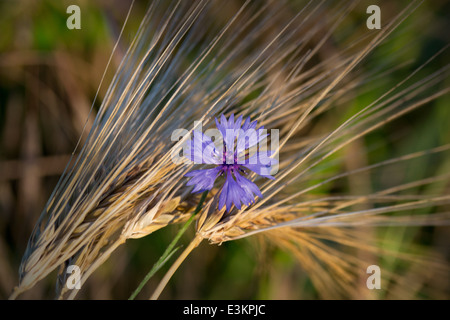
[215, 116, 226, 138]
[241, 116, 251, 131]
[186, 114, 276, 212]
[185, 167, 220, 193]
[243, 151, 277, 179]
[219, 171, 244, 211]
[234, 114, 243, 130]
[234, 172, 263, 205]
[227, 113, 235, 130]
[185, 130, 219, 164]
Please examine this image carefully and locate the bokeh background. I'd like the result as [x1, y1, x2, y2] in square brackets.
[0, 0, 449, 299]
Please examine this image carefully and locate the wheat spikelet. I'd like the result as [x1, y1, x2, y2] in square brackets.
[12, 0, 450, 299]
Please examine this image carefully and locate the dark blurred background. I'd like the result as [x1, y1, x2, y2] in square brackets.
[0, 0, 449, 299]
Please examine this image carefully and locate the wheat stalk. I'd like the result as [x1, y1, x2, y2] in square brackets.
[12, 0, 450, 299]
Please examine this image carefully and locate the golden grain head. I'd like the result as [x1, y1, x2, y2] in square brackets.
[12, 0, 450, 299]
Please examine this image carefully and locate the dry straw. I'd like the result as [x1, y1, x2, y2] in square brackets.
[11, 0, 450, 299]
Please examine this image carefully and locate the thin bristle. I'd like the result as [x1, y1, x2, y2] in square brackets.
[12, 0, 450, 299]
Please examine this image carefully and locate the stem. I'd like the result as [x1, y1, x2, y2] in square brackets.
[129, 191, 208, 300]
[9, 286, 25, 300]
[150, 234, 203, 300]
[67, 237, 125, 300]
[128, 246, 181, 300]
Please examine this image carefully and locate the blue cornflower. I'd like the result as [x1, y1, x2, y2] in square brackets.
[184, 114, 276, 212]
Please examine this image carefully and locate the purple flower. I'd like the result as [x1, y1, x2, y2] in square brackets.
[184, 114, 276, 212]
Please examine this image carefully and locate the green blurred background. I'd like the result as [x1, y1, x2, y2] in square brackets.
[0, 0, 449, 299]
